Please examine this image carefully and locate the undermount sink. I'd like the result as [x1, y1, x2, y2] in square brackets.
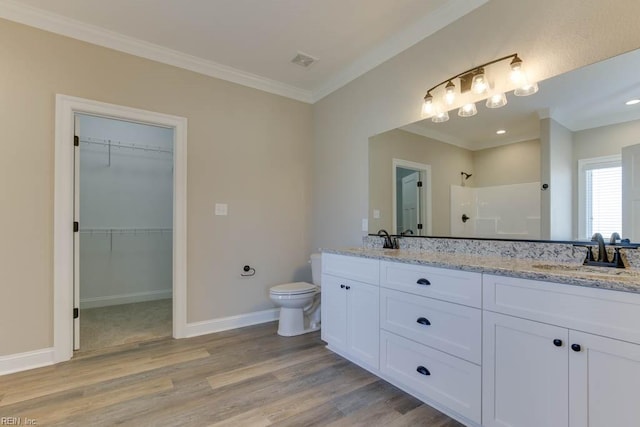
[531, 263, 638, 278]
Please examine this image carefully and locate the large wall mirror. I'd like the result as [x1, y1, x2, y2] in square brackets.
[369, 48, 640, 243]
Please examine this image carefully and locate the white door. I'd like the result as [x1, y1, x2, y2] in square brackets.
[320, 274, 348, 352]
[622, 143, 640, 241]
[73, 116, 81, 350]
[347, 280, 379, 370]
[401, 172, 420, 234]
[483, 311, 569, 427]
[569, 331, 640, 427]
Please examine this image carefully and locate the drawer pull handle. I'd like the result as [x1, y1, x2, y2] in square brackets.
[417, 278, 431, 286]
[345, 285, 351, 290]
[553, 339, 563, 347]
[571, 344, 582, 352]
[416, 366, 431, 376]
[416, 317, 431, 326]
[340, 284, 345, 289]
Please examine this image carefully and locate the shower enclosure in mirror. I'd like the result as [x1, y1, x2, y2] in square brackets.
[369, 48, 640, 243]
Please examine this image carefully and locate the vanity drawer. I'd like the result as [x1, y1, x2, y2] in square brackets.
[380, 261, 481, 307]
[380, 330, 481, 424]
[484, 274, 640, 345]
[322, 253, 379, 285]
[380, 288, 481, 364]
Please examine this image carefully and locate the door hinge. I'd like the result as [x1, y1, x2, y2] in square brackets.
[74, 135, 79, 147]
[73, 308, 79, 319]
[73, 221, 79, 232]
[417, 224, 423, 230]
[417, 181, 423, 187]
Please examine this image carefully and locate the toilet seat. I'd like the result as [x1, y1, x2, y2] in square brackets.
[270, 282, 318, 295]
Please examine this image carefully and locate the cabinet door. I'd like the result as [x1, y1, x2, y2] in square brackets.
[321, 274, 348, 352]
[569, 330, 640, 427]
[483, 311, 569, 427]
[347, 280, 380, 370]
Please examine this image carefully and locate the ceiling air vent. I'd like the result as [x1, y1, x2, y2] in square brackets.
[291, 52, 318, 68]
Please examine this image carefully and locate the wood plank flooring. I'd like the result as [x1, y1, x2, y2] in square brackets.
[0, 322, 464, 426]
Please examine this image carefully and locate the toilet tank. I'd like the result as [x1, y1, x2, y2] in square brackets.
[310, 253, 321, 286]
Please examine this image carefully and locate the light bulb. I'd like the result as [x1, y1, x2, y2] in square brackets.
[458, 103, 477, 117]
[444, 81, 456, 105]
[471, 69, 488, 94]
[486, 92, 507, 108]
[510, 56, 524, 84]
[422, 94, 434, 117]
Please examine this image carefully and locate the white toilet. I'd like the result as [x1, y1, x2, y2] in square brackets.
[269, 253, 321, 336]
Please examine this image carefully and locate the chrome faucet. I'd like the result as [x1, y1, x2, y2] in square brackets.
[377, 229, 395, 249]
[591, 233, 609, 263]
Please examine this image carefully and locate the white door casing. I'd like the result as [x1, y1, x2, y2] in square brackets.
[401, 172, 419, 235]
[622, 143, 640, 242]
[73, 117, 80, 350]
[391, 159, 432, 236]
[54, 95, 188, 362]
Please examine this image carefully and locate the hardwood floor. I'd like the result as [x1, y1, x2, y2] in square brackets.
[0, 322, 463, 426]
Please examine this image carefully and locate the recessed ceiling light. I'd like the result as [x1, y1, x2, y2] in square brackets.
[496, 129, 506, 135]
[625, 99, 640, 106]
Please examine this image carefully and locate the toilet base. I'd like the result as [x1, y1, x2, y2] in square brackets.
[277, 307, 320, 337]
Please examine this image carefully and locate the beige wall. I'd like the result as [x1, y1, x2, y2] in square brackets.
[313, 0, 640, 250]
[571, 119, 640, 238]
[472, 139, 540, 187]
[368, 129, 473, 235]
[0, 19, 313, 356]
[573, 119, 640, 160]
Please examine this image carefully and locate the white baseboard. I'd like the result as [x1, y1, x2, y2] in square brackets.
[80, 289, 172, 309]
[1, 309, 278, 376]
[185, 308, 279, 338]
[0, 348, 55, 376]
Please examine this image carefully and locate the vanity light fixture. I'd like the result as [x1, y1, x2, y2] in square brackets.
[486, 92, 507, 108]
[496, 129, 506, 135]
[421, 53, 538, 123]
[432, 109, 450, 123]
[625, 99, 640, 105]
[458, 103, 478, 117]
[444, 81, 456, 105]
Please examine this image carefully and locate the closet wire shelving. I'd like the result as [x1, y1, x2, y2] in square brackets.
[79, 228, 173, 252]
[78, 134, 174, 250]
[79, 136, 173, 167]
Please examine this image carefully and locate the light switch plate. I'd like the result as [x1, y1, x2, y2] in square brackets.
[361, 218, 368, 231]
[215, 203, 228, 216]
[373, 209, 380, 219]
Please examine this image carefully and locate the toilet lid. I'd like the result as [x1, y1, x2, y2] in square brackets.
[270, 282, 318, 295]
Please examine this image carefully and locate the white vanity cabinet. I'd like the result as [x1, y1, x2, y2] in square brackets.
[321, 253, 380, 371]
[379, 261, 483, 424]
[483, 274, 640, 427]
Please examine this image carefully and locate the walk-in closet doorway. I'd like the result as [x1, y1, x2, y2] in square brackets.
[74, 114, 174, 351]
[54, 95, 188, 363]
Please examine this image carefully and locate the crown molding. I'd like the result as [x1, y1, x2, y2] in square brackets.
[0, 0, 487, 104]
[400, 122, 539, 151]
[0, 0, 314, 103]
[310, 0, 489, 103]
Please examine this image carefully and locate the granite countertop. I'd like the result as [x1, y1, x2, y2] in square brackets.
[323, 247, 640, 294]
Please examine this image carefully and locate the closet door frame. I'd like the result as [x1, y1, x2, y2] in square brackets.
[53, 94, 188, 362]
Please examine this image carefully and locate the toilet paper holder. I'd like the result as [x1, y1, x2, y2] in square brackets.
[241, 265, 256, 277]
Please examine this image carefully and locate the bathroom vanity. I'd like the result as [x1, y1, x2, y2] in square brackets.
[321, 247, 640, 427]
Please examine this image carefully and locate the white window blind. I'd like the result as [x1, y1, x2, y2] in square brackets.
[579, 155, 621, 239]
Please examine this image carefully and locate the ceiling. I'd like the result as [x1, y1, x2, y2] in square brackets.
[0, 0, 487, 103]
[401, 47, 640, 151]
